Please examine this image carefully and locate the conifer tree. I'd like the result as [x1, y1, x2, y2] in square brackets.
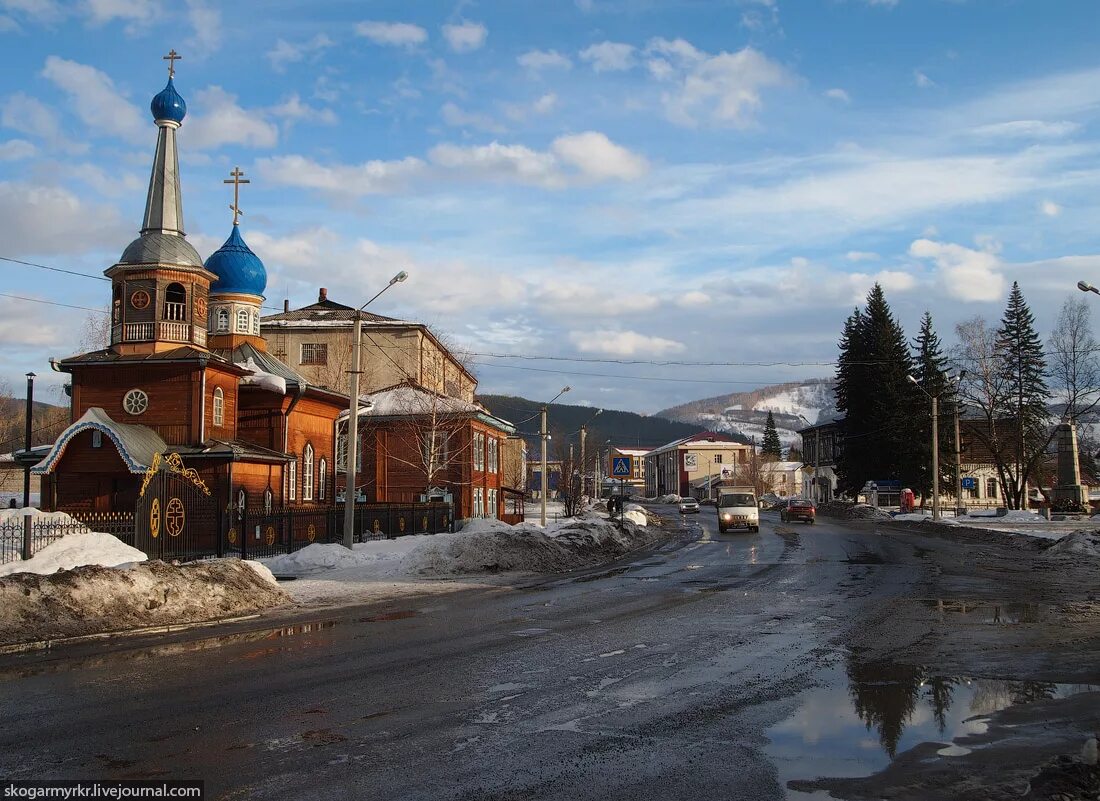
[761, 410, 782, 459]
[911, 312, 954, 498]
[835, 306, 869, 496]
[996, 281, 1050, 508]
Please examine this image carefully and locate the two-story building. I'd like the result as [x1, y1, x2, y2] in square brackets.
[643, 433, 752, 498]
[798, 415, 842, 503]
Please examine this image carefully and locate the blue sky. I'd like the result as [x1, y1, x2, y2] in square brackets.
[2, 0, 1100, 414]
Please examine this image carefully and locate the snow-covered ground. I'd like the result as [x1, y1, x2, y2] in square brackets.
[892, 508, 1100, 542]
[262, 508, 654, 605]
[0, 531, 146, 577]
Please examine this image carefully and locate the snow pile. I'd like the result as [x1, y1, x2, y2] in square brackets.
[656, 494, 681, 504]
[0, 559, 290, 646]
[0, 508, 89, 527]
[0, 532, 146, 577]
[623, 503, 647, 526]
[235, 357, 288, 395]
[1044, 531, 1100, 557]
[263, 512, 656, 584]
[892, 512, 933, 522]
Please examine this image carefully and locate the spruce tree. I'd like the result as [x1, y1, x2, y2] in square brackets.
[761, 410, 782, 459]
[996, 282, 1050, 508]
[911, 312, 954, 498]
[835, 307, 869, 496]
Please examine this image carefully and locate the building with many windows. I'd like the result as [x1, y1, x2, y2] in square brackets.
[643, 433, 752, 498]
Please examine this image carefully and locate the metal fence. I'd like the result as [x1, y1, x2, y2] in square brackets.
[0, 512, 135, 566]
[1, 503, 451, 567]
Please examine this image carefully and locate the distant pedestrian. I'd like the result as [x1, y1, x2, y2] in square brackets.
[7, 498, 15, 509]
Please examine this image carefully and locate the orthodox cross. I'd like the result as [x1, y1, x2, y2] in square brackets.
[163, 49, 182, 79]
[224, 166, 250, 226]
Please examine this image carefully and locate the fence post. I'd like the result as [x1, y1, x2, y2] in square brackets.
[21, 511, 32, 561]
[240, 507, 248, 561]
[285, 509, 292, 554]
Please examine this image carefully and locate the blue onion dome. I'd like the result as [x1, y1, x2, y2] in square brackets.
[205, 226, 267, 298]
[150, 78, 186, 124]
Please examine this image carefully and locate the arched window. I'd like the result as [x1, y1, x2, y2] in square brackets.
[302, 444, 314, 501]
[216, 308, 229, 332]
[251, 310, 260, 334]
[318, 458, 327, 501]
[288, 458, 297, 502]
[164, 282, 186, 321]
[236, 309, 249, 333]
[112, 284, 122, 324]
[212, 387, 224, 427]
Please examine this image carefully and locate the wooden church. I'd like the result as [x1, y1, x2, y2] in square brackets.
[32, 59, 348, 518]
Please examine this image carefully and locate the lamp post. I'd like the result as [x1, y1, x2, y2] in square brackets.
[1078, 280, 1100, 296]
[342, 270, 409, 549]
[22, 372, 34, 509]
[540, 386, 570, 525]
[579, 408, 603, 498]
[908, 371, 964, 520]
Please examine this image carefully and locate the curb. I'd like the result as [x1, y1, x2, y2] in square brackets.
[0, 613, 262, 655]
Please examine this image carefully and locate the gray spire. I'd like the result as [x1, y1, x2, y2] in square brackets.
[141, 120, 184, 236]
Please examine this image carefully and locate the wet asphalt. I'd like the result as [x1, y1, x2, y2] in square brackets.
[0, 509, 938, 800]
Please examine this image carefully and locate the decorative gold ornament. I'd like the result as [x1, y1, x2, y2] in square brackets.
[421, 515, 428, 531]
[307, 523, 317, 542]
[165, 497, 185, 537]
[373, 519, 381, 533]
[195, 297, 207, 318]
[228, 527, 238, 544]
[399, 517, 406, 532]
[265, 526, 276, 546]
[150, 497, 161, 539]
[139, 452, 211, 497]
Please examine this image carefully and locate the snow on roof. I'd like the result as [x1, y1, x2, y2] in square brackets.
[32, 408, 167, 475]
[613, 447, 651, 456]
[760, 461, 804, 472]
[235, 356, 288, 395]
[644, 432, 745, 458]
[337, 383, 515, 433]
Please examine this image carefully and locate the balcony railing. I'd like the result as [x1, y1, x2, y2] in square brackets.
[123, 322, 155, 341]
[159, 321, 190, 342]
[119, 321, 192, 343]
[164, 302, 186, 321]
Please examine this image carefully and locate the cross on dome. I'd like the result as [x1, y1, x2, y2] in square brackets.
[224, 166, 250, 226]
[163, 49, 181, 78]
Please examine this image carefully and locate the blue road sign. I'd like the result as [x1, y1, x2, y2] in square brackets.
[611, 456, 632, 477]
[961, 477, 976, 490]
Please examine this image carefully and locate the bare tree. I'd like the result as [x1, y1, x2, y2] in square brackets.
[1048, 295, 1100, 423]
[78, 309, 111, 352]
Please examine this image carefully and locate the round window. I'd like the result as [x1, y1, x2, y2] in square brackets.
[123, 389, 149, 415]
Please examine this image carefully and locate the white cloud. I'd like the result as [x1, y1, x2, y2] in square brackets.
[579, 41, 636, 73]
[0, 0, 65, 24]
[429, 141, 560, 187]
[825, 87, 851, 103]
[1, 93, 63, 144]
[356, 20, 427, 48]
[865, 0, 898, 6]
[0, 180, 128, 256]
[41, 56, 145, 143]
[966, 119, 1079, 140]
[537, 284, 659, 316]
[908, 238, 1004, 302]
[269, 94, 337, 126]
[441, 102, 506, 134]
[0, 296, 66, 348]
[676, 290, 710, 307]
[70, 162, 143, 197]
[185, 0, 221, 56]
[848, 269, 916, 299]
[442, 21, 486, 53]
[533, 93, 558, 114]
[0, 14, 18, 31]
[846, 250, 880, 262]
[183, 86, 279, 149]
[645, 41, 795, 127]
[267, 34, 333, 72]
[1041, 199, 1062, 216]
[550, 131, 648, 181]
[84, 0, 157, 30]
[503, 93, 558, 122]
[570, 329, 686, 356]
[517, 49, 572, 72]
[256, 153, 426, 195]
[914, 70, 935, 89]
[0, 138, 34, 160]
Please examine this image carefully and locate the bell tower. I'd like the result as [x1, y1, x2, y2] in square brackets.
[105, 50, 216, 355]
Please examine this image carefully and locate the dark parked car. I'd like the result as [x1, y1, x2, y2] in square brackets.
[781, 498, 816, 524]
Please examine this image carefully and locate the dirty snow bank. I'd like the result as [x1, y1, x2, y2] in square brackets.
[655, 494, 681, 504]
[0, 532, 146, 577]
[264, 512, 656, 582]
[0, 559, 290, 646]
[1045, 531, 1100, 557]
[819, 501, 892, 521]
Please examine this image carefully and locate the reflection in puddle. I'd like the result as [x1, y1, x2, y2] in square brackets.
[924, 598, 1048, 624]
[768, 653, 1098, 796]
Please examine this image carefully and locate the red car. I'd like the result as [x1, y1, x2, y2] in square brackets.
[781, 498, 816, 524]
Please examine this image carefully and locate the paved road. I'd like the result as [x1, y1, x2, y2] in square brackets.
[0, 509, 935, 800]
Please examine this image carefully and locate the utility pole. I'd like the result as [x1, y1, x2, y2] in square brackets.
[342, 271, 408, 549]
[22, 372, 34, 509]
[954, 404, 963, 516]
[540, 406, 548, 526]
[931, 394, 940, 519]
[579, 426, 587, 496]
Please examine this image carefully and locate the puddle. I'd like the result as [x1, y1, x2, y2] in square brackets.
[922, 599, 1049, 624]
[842, 552, 885, 565]
[358, 610, 417, 622]
[767, 655, 1098, 797]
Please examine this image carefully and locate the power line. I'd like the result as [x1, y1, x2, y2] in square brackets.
[0, 256, 109, 282]
[467, 360, 786, 385]
[0, 293, 109, 315]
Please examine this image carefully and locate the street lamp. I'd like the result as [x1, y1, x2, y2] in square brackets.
[343, 270, 409, 549]
[540, 386, 571, 525]
[908, 371, 964, 520]
[579, 408, 603, 498]
[22, 372, 34, 508]
[1078, 281, 1100, 296]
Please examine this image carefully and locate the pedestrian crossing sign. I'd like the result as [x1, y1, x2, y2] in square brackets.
[611, 456, 633, 477]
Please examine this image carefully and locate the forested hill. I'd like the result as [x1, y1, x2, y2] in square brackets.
[476, 395, 735, 454]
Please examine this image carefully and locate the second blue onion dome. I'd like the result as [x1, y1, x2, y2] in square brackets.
[151, 77, 186, 124]
[205, 226, 267, 298]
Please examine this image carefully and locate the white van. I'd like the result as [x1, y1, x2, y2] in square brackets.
[717, 488, 759, 533]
